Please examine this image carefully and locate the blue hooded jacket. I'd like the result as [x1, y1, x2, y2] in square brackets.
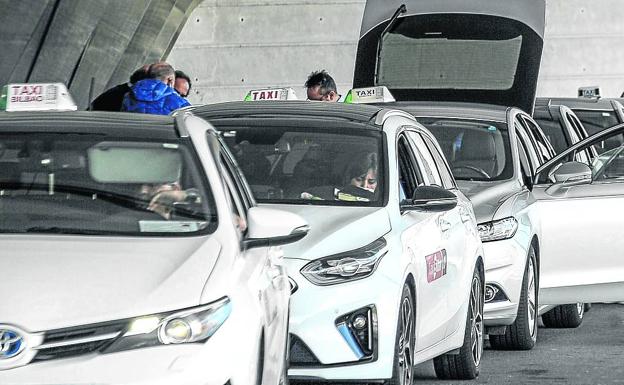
[122, 78, 190, 115]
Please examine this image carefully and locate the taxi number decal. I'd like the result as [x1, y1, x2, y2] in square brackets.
[425, 249, 447, 283]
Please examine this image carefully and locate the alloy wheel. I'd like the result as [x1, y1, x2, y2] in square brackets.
[470, 275, 484, 366]
[397, 296, 414, 385]
[527, 257, 537, 337]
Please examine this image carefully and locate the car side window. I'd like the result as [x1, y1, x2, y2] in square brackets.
[405, 130, 443, 187]
[419, 133, 456, 189]
[516, 136, 533, 180]
[521, 116, 552, 164]
[219, 147, 252, 235]
[515, 121, 540, 174]
[397, 134, 423, 202]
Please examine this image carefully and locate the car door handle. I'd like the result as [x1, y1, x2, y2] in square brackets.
[438, 217, 452, 232]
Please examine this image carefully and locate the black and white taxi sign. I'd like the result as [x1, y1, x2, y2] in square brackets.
[0, 83, 77, 112]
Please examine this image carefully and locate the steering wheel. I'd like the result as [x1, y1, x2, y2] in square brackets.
[451, 165, 491, 179]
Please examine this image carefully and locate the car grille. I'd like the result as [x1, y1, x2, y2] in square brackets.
[289, 334, 320, 366]
[33, 320, 127, 362]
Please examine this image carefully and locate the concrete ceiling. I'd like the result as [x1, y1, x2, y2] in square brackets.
[0, 0, 202, 109]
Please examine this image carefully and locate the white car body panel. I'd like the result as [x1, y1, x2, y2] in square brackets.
[0, 112, 297, 385]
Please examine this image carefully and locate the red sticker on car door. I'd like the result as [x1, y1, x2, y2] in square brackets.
[425, 249, 448, 283]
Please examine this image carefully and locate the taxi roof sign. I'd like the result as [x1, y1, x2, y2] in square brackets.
[343, 86, 395, 104]
[0, 83, 77, 112]
[578, 86, 600, 98]
[244, 87, 298, 101]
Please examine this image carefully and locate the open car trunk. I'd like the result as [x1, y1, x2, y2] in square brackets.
[353, 0, 545, 113]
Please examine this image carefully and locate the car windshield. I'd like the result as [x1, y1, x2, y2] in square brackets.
[417, 118, 513, 181]
[219, 126, 384, 206]
[0, 133, 217, 235]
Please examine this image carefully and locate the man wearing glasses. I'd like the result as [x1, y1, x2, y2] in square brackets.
[305, 70, 341, 102]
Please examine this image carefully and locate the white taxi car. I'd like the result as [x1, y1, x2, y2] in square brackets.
[0, 84, 307, 385]
[194, 91, 485, 382]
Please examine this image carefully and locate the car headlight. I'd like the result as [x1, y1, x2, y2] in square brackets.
[300, 238, 387, 286]
[103, 297, 231, 353]
[477, 217, 518, 242]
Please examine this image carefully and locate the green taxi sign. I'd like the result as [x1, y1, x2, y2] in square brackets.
[244, 87, 298, 101]
[0, 83, 77, 112]
[343, 86, 395, 104]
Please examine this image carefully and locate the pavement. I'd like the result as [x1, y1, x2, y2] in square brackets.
[413, 303, 624, 384]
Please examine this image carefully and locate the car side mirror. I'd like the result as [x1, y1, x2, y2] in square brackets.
[401, 185, 458, 212]
[243, 206, 309, 249]
[546, 161, 592, 195]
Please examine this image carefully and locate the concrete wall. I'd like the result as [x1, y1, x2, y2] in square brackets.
[0, 0, 202, 109]
[169, 0, 624, 105]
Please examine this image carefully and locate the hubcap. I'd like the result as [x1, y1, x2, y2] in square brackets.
[397, 295, 414, 385]
[470, 275, 484, 366]
[527, 257, 537, 337]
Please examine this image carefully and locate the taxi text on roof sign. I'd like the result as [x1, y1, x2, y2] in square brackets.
[578, 86, 601, 98]
[244, 87, 298, 101]
[343, 86, 395, 104]
[0, 83, 77, 112]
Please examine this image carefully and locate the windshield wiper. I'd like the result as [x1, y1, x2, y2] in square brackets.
[24, 226, 113, 235]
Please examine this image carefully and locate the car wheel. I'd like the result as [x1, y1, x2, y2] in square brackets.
[386, 283, 415, 385]
[490, 245, 538, 350]
[584, 303, 592, 312]
[433, 266, 484, 380]
[255, 333, 265, 385]
[542, 303, 584, 328]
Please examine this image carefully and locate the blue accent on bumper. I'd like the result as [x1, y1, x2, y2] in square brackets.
[336, 323, 364, 359]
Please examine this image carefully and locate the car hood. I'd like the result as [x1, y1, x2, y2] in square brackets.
[0, 235, 220, 331]
[262, 204, 391, 261]
[456, 179, 522, 224]
[354, 0, 545, 113]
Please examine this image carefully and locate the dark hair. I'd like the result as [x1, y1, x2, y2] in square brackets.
[304, 70, 337, 95]
[345, 152, 378, 183]
[175, 70, 192, 91]
[129, 65, 150, 84]
[148, 62, 175, 80]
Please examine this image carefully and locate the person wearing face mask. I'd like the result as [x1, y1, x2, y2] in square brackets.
[122, 62, 190, 115]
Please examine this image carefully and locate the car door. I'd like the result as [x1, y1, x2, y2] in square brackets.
[405, 129, 473, 337]
[396, 132, 450, 350]
[531, 123, 624, 304]
[219, 143, 289, 366]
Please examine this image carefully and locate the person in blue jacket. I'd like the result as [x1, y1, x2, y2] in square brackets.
[122, 62, 190, 115]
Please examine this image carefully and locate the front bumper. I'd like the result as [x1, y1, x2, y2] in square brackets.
[482, 237, 529, 326]
[0, 298, 262, 385]
[285, 258, 400, 381]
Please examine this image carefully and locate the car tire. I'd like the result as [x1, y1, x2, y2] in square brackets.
[255, 332, 265, 385]
[584, 303, 592, 312]
[386, 283, 415, 385]
[490, 245, 538, 350]
[433, 265, 484, 380]
[542, 303, 584, 328]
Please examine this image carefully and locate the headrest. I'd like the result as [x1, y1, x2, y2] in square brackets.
[458, 130, 496, 161]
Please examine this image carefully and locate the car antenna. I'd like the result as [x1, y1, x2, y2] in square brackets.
[375, 4, 407, 85]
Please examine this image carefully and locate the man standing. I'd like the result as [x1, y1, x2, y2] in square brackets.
[89, 65, 150, 111]
[122, 62, 190, 115]
[305, 70, 341, 102]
